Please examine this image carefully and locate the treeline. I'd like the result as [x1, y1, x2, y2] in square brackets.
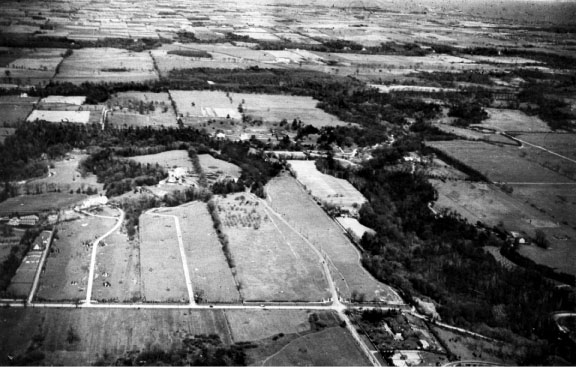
[423, 144, 490, 182]
[79, 149, 168, 197]
[448, 101, 489, 127]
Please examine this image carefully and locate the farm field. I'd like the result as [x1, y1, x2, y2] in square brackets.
[288, 160, 367, 212]
[260, 326, 370, 366]
[515, 133, 576, 161]
[107, 92, 177, 127]
[0, 308, 231, 366]
[54, 48, 158, 84]
[426, 140, 573, 183]
[129, 150, 194, 170]
[433, 123, 518, 145]
[225, 309, 312, 342]
[169, 90, 347, 127]
[156, 202, 241, 303]
[431, 179, 556, 233]
[27, 110, 91, 124]
[198, 154, 241, 182]
[0, 193, 86, 216]
[91, 225, 140, 302]
[36, 215, 116, 301]
[431, 325, 518, 364]
[0, 95, 38, 125]
[139, 212, 189, 303]
[474, 108, 551, 132]
[424, 157, 470, 180]
[151, 49, 264, 75]
[215, 193, 329, 302]
[7, 251, 41, 298]
[266, 174, 402, 304]
[25, 153, 102, 195]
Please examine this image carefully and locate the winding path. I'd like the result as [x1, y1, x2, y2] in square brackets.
[85, 208, 125, 304]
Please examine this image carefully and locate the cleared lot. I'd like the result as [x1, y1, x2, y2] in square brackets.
[216, 193, 330, 302]
[288, 160, 367, 212]
[139, 213, 189, 303]
[36, 215, 116, 301]
[157, 202, 241, 303]
[266, 174, 402, 304]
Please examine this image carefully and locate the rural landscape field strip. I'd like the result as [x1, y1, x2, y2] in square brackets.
[139, 213, 189, 303]
[216, 193, 330, 302]
[265, 174, 403, 304]
[151, 211, 195, 305]
[85, 209, 125, 303]
[159, 202, 241, 303]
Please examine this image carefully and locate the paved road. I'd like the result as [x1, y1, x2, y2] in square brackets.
[85, 209, 125, 304]
[151, 210, 196, 306]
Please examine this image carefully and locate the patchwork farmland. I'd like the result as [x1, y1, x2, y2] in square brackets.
[107, 91, 177, 127]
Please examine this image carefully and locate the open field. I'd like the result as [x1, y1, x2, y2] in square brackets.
[475, 108, 551, 132]
[27, 110, 91, 124]
[7, 251, 41, 298]
[25, 153, 102, 195]
[107, 92, 177, 127]
[129, 150, 194, 170]
[198, 154, 241, 182]
[424, 158, 470, 180]
[431, 179, 557, 231]
[156, 202, 241, 303]
[426, 140, 573, 183]
[225, 309, 312, 342]
[431, 325, 518, 364]
[0, 95, 38, 125]
[433, 123, 517, 145]
[261, 326, 370, 366]
[515, 133, 576, 161]
[266, 174, 402, 303]
[139, 213, 188, 303]
[54, 48, 158, 84]
[91, 225, 140, 302]
[0, 193, 86, 216]
[288, 160, 367, 212]
[0, 308, 231, 366]
[216, 193, 329, 302]
[170, 90, 347, 127]
[36, 215, 116, 301]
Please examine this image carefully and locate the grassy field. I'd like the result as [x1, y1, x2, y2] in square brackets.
[433, 123, 518, 145]
[139, 213, 189, 303]
[511, 183, 576, 230]
[335, 217, 375, 242]
[0, 95, 38, 125]
[91, 225, 141, 302]
[424, 158, 470, 180]
[288, 160, 367, 212]
[36, 215, 116, 301]
[6, 250, 42, 298]
[0, 193, 86, 216]
[266, 174, 402, 304]
[431, 325, 519, 364]
[0, 308, 231, 366]
[26, 153, 102, 194]
[54, 48, 158, 84]
[107, 92, 177, 127]
[170, 90, 347, 127]
[198, 154, 241, 182]
[426, 140, 572, 183]
[157, 202, 241, 303]
[216, 193, 329, 302]
[225, 309, 312, 342]
[129, 150, 194, 170]
[476, 108, 550, 132]
[261, 326, 370, 366]
[515, 133, 576, 160]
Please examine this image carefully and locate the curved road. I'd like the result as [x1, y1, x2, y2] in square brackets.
[85, 208, 125, 304]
